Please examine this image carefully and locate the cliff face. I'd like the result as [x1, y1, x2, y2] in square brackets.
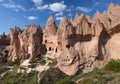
[8, 25, 43, 62]
[1, 3, 120, 75]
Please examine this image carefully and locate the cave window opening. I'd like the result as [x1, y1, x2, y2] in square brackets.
[55, 48, 57, 52]
[49, 47, 51, 51]
[58, 42, 61, 44]
[58, 42, 62, 46]
[45, 40, 47, 43]
[66, 44, 70, 49]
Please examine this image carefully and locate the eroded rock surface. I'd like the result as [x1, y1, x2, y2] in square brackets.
[19, 24, 43, 61]
[8, 27, 22, 61]
[8, 25, 43, 62]
[1, 3, 120, 76]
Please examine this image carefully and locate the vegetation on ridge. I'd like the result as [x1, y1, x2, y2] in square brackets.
[0, 59, 120, 84]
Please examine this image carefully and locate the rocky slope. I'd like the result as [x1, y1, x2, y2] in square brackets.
[0, 3, 120, 76]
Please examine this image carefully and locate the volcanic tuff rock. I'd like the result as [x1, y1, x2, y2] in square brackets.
[8, 25, 43, 62]
[0, 32, 10, 54]
[19, 24, 43, 61]
[0, 32, 10, 63]
[57, 13, 103, 75]
[8, 27, 22, 61]
[2, 3, 120, 75]
[0, 32, 10, 46]
[44, 16, 57, 36]
[57, 16, 68, 36]
[75, 15, 91, 35]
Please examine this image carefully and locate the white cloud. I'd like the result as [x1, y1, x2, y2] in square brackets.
[76, 6, 92, 13]
[56, 16, 63, 21]
[37, 4, 48, 10]
[49, 1, 67, 12]
[32, 0, 43, 6]
[55, 12, 63, 17]
[31, 1, 67, 12]
[2, 1, 25, 11]
[0, 0, 3, 2]
[66, 6, 74, 12]
[28, 16, 38, 20]
[32, 0, 48, 10]
[55, 12, 64, 21]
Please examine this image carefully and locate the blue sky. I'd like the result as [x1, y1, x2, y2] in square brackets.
[0, 0, 120, 34]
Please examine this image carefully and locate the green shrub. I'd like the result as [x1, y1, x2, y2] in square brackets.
[72, 67, 105, 81]
[40, 67, 68, 84]
[47, 57, 53, 61]
[39, 59, 46, 65]
[8, 58, 21, 66]
[0, 71, 38, 84]
[48, 59, 57, 66]
[108, 76, 120, 84]
[94, 75, 109, 84]
[0, 66, 10, 74]
[28, 63, 37, 68]
[104, 59, 120, 72]
[20, 66, 26, 69]
[40, 70, 47, 77]
[56, 78, 75, 84]
[78, 77, 93, 84]
[14, 58, 21, 66]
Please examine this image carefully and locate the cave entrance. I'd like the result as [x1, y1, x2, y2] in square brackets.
[55, 48, 57, 52]
[49, 47, 51, 51]
[45, 40, 47, 43]
[66, 44, 70, 49]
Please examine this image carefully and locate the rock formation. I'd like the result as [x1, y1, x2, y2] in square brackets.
[8, 27, 22, 61]
[44, 16, 57, 36]
[0, 32, 10, 63]
[8, 25, 43, 62]
[0, 32, 10, 46]
[42, 16, 58, 58]
[19, 24, 43, 61]
[1, 3, 120, 76]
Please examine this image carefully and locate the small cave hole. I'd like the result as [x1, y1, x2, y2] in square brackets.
[55, 48, 57, 52]
[45, 40, 47, 43]
[66, 44, 70, 49]
[49, 47, 51, 51]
